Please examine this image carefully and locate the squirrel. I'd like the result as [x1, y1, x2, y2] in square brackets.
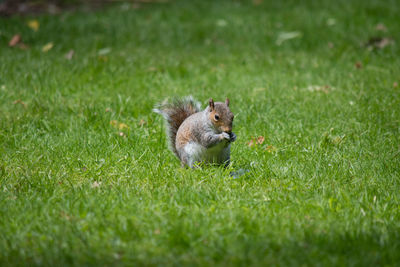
[153, 96, 236, 168]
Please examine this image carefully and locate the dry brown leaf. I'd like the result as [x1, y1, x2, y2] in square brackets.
[355, 61, 362, 69]
[375, 23, 387, 32]
[394, 82, 398, 88]
[247, 139, 255, 147]
[13, 99, 27, 108]
[265, 145, 277, 153]
[376, 38, 392, 49]
[42, 42, 53, 52]
[257, 136, 265, 145]
[118, 123, 129, 130]
[65, 49, 74, 60]
[9, 34, 21, 47]
[248, 136, 265, 147]
[366, 37, 394, 50]
[27, 20, 39, 31]
[139, 119, 147, 126]
[307, 85, 332, 94]
[91, 181, 101, 188]
[110, 120, 129, 130]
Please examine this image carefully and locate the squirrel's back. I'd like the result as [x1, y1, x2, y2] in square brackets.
[175, 111, 206, 150]
[153, 96, 201, 157]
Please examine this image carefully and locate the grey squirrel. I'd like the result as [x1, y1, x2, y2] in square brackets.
[153, 96, 236, 168]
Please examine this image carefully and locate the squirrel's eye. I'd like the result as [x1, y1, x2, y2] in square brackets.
[214, 114, 220, 121]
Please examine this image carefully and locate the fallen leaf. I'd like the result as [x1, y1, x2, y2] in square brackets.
[365, 37, 394, 50]
[118, 123, 129, 130]
[42, 42, 54, 52]
[306, 85, 332, 93]
[64, 49, 74, 60]
[355, 61, 362, 69]
[256, 136, 265, 145]
[248, 136, 265, 147]
[393, 82, 398, 88]
[139, 119, 147, 126]
[265, 145, 277, 153]
[13, 99, 27, 108]
[276, 31, 302, 45]
[375, 38, 392, 49]
[9, 34, 21, 47]
[98, 47, 111, 55]
[154, 229, 161, 234]
[110, 120, 129, 130]
[27, 20, 39, 31]
[375, 23, 387, 32]
[247, 139, 255, 147]
[252, 0, 263, 5]
[91, 181, 101, 188]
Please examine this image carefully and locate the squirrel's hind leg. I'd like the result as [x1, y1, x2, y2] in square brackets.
[178, 143, 203, 169]
[177, 147, 192, 168]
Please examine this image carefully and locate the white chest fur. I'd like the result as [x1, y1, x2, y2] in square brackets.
[184, 141, 230, 167]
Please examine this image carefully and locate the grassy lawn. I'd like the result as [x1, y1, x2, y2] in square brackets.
[1, 0, 400, 265]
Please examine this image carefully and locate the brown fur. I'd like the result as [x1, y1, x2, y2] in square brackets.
[153, 97, 201, 157]
[208, 99, 234, 133]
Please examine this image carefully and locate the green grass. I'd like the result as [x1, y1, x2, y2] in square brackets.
[1, 0, 400, 265]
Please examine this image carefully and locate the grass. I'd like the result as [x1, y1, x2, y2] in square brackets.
[1, 0, 400, 265]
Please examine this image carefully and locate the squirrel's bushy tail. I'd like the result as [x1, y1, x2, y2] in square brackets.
[153, 96, 201, 157]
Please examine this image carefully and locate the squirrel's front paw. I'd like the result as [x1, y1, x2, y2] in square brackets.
[220, 132, 231, 141]
[229, 132, 237, 142]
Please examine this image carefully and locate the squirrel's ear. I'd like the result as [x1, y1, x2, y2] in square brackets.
[209, 98, 215, 110]
[225, 98, 230, 107]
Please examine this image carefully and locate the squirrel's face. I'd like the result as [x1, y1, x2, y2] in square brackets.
[208, 98, 234, 133]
